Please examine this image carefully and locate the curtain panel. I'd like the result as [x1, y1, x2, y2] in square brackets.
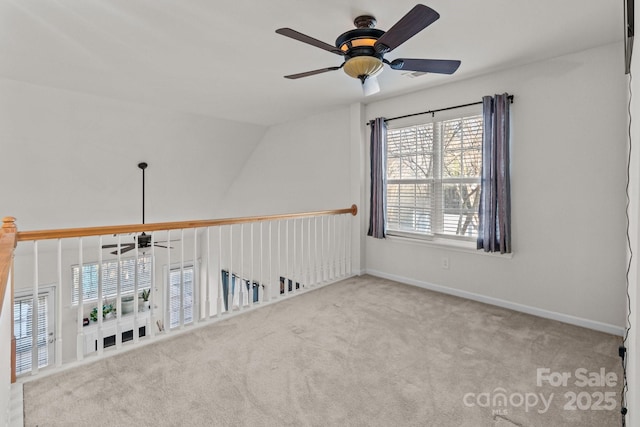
[368, 117, 387, 239]
[477, 94, 512, 254]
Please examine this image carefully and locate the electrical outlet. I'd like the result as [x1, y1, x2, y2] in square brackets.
[441, 257, 449, 269]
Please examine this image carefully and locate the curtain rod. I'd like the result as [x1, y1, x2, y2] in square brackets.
[367, 94, 514, 125]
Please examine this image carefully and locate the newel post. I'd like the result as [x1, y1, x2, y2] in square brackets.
[2, 217, 17, 383]
[2, 217, 17, 237]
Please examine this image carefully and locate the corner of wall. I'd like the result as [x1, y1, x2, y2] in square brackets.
[349, 102, 366, 276]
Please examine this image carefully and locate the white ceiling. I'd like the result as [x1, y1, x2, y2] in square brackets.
[0, 0, 622, 126]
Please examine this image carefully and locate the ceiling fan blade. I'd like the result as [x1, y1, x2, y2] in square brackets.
[390, 58, 461, 74]
[276, 28, 344, 55]
[362, 76, 380, 96]
[153, 244, 172, 249]
[284, 66, 341, 79]
[101, 244, 121, 249]
[109, 244, 136, 255]
[375, 5, 440, 54]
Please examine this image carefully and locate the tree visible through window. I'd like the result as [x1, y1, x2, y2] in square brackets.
[386, 114, 483, 238]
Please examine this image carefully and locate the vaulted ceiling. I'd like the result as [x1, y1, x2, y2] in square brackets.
[0, 1, 622, 126]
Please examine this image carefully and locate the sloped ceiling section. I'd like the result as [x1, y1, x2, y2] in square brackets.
[0, 78, 267, 230]
[0, 1, 622, 126]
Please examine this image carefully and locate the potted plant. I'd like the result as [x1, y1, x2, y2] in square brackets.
[90, 303, 114, 321]
[139, 289, 151, 312]
[121, 295, 135, 314]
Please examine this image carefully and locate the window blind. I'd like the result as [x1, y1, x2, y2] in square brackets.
[386, 114, 483, 238]
[169, 266, 194, 329]
[14, 294, 48, 375]
[72, 255, 152, 304]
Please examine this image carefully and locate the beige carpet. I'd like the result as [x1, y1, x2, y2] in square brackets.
[23, 275, 623, 426]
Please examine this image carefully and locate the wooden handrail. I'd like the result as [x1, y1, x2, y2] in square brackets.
[16, 205, 358, 242]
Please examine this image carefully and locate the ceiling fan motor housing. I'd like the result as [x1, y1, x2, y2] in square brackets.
[335, 26, 385, 81]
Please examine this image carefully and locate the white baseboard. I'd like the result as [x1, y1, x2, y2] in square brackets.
[366, 269, 625, 337]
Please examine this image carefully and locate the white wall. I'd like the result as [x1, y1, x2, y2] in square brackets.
[0, 78, 267, 230]
[365, 43, 628, 332]
[217, 107, 354, 217]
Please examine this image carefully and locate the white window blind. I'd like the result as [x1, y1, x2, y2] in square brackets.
[14, 294, 48, 375]
[169, 265, 194, 329]
[72, 255, 152, 304]
[386, 114, 483, 238]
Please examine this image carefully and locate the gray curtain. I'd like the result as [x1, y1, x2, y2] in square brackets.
[368, 117, 387, 238]
[477, 94, 511, 253]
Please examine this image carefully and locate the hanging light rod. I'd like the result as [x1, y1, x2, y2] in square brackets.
[366, 94, 514, 125]
[138, 162, 147, 225]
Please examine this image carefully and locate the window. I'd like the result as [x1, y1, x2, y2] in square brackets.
[14, 289, 54, 375]
[169, 265, 194, 329]
[72, 255, 152, 304]
[386, 114, 483, 239]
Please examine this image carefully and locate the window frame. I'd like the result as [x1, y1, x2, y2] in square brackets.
[167, 261, 197, 329]
[14, 286, 55, 376]
[384, 105, 483, 243]
[71, 255, 153, 305]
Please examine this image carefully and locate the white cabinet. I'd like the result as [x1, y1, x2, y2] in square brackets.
[83, 312, 151, 355]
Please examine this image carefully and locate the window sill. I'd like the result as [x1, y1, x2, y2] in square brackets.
[383, 233, 513, 258]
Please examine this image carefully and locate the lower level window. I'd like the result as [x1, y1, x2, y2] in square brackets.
[169, 265, 194, 328]
[14, 289, 54, 375]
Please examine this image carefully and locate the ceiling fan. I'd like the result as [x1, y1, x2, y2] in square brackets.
[276, 4, 461, 96]
[101, 162, 173, 255]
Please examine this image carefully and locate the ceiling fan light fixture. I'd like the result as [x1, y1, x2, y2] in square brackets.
[339, 37, 378, 52]
[343, 56, 383, 80]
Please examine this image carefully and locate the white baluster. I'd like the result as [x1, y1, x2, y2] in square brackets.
[115, 235, 122, 349]
[259, 222, 264, 304]
[180, 229, 185, 329]
[133, 242, 140, 343]
[332, 215, 337, 280]
[292, 219, 296, 292]
[300, 218, 304, 290]
[56, 239, 63, 366]
[340, 215, 348, 277]
[347, 213, 352, 275]
[206, 227, 211, 319]
[249, 223, 254, 308]
[97, 237, 104, 355]
[320, 216, 329, 283]
[150, 233, 156, 338]
[76, 238, 84, 361]
[267, 221, 272, 302]
[277, 221, 281, 298]
[166, 230, 171, 332]
[193, 228, 199, 323]
[314, 217, 319, 286]
[239, 224, 244, 310]
[32, 241, 39, 374]
[307, 218, 311, 287]
[285, 220, 290, 296]
[228, 225, 233, 312]
[217, 227, 223, 317]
